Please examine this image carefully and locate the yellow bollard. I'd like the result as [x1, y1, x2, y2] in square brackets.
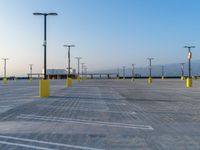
[3, 78, 8, 84]
[40, 79, 50, 97]
[77, 77, 81, 83]
[186, 77, 192, 88]
[181, 76, 184, 80]
[148, 77, 153, 84]
[131, 78, 135, 81]
[66, 77, 72, 87]
[161, 76, 164, 80]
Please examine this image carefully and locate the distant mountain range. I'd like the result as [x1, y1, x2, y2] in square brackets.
[91, 59, 200, 77]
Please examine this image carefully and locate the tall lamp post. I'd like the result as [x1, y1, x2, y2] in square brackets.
[29, 64, 33, 81]
[81, 63, 85, 80]
[184, 46, 195, 87]
[33, 12, 57, 97]
[75, 57, 82, 83]
[161, 65, 164, 80]
[75, 57, 82, 76]
[132, 64, 135, 81]
[2, 58, 8, 84]
[64, 44, 75, 87]
[117, 68, 119, 79]
[64, 45, 75, 76]
[147, 58, 154, 84]
[180, 63, 185, 80]
[84, 66, 87, 79]
[123, 66, 126, 79]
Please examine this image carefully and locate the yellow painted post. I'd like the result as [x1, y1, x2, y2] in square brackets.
[161, 76, 164, 80]
[148, 77, 153, 84]
[186, 77, 192, 88]
[77, 77, 81, 83]
[131, 77, 135, 81]
[40, 79, 50, 97]
[66, 77, 72, 87]
[181, 76, 184, 80]
[3, 78, 8, 84]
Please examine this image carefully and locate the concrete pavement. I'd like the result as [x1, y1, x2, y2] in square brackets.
[0, 79, 199, 149]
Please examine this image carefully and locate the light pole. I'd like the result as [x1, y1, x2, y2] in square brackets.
[2, 58, 8, 83]
[75, 57, 82, 83]
[29, 64, 33, 80]
[184, 46, 195, 87]
[75, 57, 82, 76]
[81, 63, 85, 80]
[180, 63, 185, 80]
[117, 68, 119, 79]
[147, 58, 154, 84]
[84, 66, 87, 79]
[33, 12, 57, 97]
[33, 12, 57, 79]
[64, 45, 75, 87]
[64, 45, 75, 76]
[132, 64, 135, 81]
[123, 66, 125, 79]
[161, 65, 164, 80]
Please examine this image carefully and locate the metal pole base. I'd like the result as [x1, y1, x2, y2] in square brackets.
[186, 77, 192, 88]
[66, 78, 72, 87]
[77, 77, 81, 83]
[148, 77, 153, 84]
[39, 79, 50, 97]
[181, 76, 185, 80]
[3, 78, 8, 84]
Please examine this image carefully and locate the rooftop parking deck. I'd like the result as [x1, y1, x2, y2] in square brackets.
[0, 79, 199, 149]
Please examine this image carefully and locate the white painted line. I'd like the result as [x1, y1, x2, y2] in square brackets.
[0, 100, 32, 103]
[131, 112, 136, 114]
[46, 97, 127, 105]
[38, 105, 136, 115]
[0, 135, 104, 150]
[76, 101, 127, 105]
[48, 99, 127, 106]
[0, 141, 56, 150]
[18, 114, 153, 130]
[0, 106, 12, 108]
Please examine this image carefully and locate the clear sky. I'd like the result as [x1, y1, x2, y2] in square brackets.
[0, 0, 200, 76]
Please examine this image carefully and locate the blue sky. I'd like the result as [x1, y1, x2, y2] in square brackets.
[0, 0, 200, 76]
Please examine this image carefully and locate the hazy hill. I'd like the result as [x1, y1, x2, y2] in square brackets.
[91, 60, 200, 77]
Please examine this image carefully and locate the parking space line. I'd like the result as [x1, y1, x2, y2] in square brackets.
[17, 114, 153, 130]
[0, 141, 55, 150]
[0, 135, 104, 150]
[38, 105, 136, 114]
[71, 101, 127, 106]
[46, 99, 127, 106]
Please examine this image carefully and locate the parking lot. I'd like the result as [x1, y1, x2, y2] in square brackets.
[0, 79, 199, 149]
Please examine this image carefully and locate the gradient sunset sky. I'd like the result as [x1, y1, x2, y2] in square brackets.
[1, 0, 200, 76]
